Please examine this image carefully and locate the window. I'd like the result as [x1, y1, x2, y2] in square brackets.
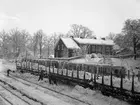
[96, 45, 102, 53]
[92, 45, 95, 53]
[55, 52, 58, 57]
[61, 44, 63, 50]
[57, 45, 60, 50]
[98, 46, 102, 53]
[105, 46, 110, 54]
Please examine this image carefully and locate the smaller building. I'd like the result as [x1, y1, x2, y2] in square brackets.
[54, 38, 80, 58]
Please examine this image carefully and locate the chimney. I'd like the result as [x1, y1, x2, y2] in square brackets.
[93, 36, 97, 39]
[101, 37, 106, 40]
[80, 36, 84, 39]
[70, 36, 74, 39]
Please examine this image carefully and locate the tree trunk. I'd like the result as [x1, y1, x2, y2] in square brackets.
[40, 43, 42, 58]
[39, 35, 42, 58]
[133, 36, 137, 60]
[34, 46, 36, 56]
[48, 46, 50, 57]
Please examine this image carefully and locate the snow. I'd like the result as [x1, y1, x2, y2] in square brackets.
[0, 74, 72, 105]
[61, 38, 81, 49]
[0, 97, 10, 105]
[74, 38, 114, 45]
[0, 60, 74, 105]
[0, 86, 28, 105]
[111, 58, 140, 70]
[1, 59, 139, 105]
[11, 72, 131, 105]
[0, 59, 16, 72]
[70, 57, 140, 75]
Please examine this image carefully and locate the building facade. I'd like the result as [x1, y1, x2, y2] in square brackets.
[54, 37, 114, 58]
[54, 38, 80, 58]
[88, 45, 112, 55]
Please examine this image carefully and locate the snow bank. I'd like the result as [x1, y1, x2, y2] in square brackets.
[73, 85, 96, 96]
[71, 85, 129, 105]
[12, 71, 132, 105]
[0, 59, 8, 72]
[0, 59, 16, 73]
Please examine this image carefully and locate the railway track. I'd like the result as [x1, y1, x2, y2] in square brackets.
[9, 73, 92, 105]
[0, 93, 13, 105]
[0, 77, 46, 105]
[0, 83, 32, 105]
[10, 71, 140, 104]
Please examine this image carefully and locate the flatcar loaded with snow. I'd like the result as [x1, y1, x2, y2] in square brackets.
[16, 58, 140, 103]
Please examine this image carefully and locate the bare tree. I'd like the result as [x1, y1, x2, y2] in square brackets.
[9, 28, 21, 54]
[122, 19, 140, 60]
[0, 30, 12, 57]
[9, 28, 31, 57]
[33, 30, 46, 58]
[106, 32, 116, 40]
[68, 24, 95, 38]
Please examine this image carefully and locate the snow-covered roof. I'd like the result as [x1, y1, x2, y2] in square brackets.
[61, 38, 81, 49]
[74, 38, 114, 46]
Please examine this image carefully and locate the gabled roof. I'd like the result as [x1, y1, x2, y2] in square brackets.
[74, 38, 114, 46]
[55, 37, 114, 50]
[60, 38, 81, 49]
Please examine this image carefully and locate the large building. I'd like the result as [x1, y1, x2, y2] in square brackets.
[54, 37, 114, 58]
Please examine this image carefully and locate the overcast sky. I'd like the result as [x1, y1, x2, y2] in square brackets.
[0, 0, 140, 37]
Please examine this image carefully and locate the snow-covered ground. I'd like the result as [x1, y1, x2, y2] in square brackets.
[0, 96, 10, 105]
[0, 59, 73, 105]
[0, 74, 73, 105]
[0, 85, 29, 105]
[11, 72, 133, 105]
[0, 59, 139, 105]
[0, 59, 16, 72]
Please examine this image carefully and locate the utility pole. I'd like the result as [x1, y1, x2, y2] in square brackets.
[26, 49, 27, 59]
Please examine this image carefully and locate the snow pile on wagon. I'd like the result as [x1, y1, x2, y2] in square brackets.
[70, 54, 140, 72]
